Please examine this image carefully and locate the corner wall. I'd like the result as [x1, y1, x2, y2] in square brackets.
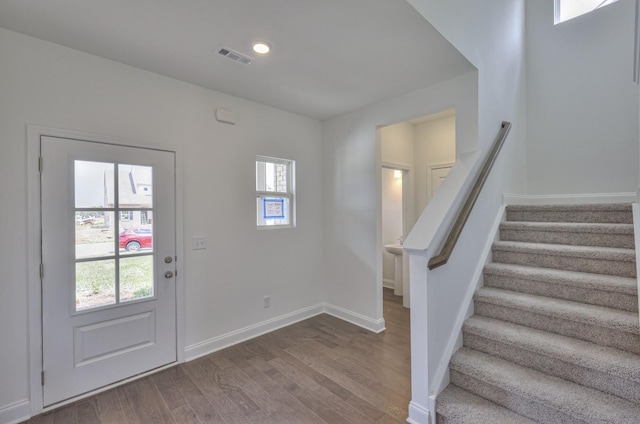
[0, 28, 324, 420]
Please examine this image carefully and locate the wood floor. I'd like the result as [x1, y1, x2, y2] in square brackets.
[24, 289, 410, 424]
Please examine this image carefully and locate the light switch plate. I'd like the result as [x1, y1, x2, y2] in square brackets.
[193, 236, 207, 250]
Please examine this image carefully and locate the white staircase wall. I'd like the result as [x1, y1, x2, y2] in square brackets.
[403, 1, 527, 422]
[526, 0, 639, 195]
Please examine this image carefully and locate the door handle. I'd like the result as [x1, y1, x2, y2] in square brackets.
[164, 271, 174, 279]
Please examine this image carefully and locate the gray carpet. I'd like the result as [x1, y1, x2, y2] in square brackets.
[436, 203, 640, 423]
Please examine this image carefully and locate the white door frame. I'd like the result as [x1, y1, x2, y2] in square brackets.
[27, 125, 185, 415]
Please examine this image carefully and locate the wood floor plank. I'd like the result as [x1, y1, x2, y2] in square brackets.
[236, 360, 326, 424]
[21, 289, 410, 424]
[152, 367, 188, 411]
[51, 403, 77, 424]
[171, 370, 227, 424]
[93, 388, 126, 424]
[267, 355, 379, 424]
[169, 403, 201, 424]
[117, 377, 176, 424]
[182, 359, 249, 424]
[75, 398, 100, 424]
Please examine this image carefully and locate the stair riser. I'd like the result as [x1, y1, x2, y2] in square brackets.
[449, 370, 582, 424]
[463, 332, 640, 404]
[492, 249, 636, 278]
[499, 228, 634, 249]
[506, 210, 632, 224]
[483, 273, 639, 312]
[474, 301, 640, 354]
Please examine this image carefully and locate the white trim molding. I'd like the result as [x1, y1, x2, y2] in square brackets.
[184, 302, 386, 362]
[184, 304, 325, 361]
[408, 400, 431, 424]
[323, 303, 386, 333]
[0, 400, 31, 424]
[503, 192, 638, 205]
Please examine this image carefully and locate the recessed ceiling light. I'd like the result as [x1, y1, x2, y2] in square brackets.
[252, 42, 271, 55]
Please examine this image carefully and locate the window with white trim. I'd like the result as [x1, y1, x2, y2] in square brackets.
[555, 0, 619, 24]
[256, 156, 295, 228]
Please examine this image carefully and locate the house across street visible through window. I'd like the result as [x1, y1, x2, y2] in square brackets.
[256, 156, 295, 228]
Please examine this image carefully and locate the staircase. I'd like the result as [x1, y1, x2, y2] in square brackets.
[436, 203, 640, 423]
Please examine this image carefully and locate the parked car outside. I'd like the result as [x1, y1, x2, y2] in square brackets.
[119, 225, 153, 251]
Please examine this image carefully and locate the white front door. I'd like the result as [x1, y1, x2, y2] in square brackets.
[41, 136, 176, 406]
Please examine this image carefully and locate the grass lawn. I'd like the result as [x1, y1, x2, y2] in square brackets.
[76, 255, 154, 310]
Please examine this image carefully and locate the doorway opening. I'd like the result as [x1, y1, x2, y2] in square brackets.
[378, 108, 456, 310]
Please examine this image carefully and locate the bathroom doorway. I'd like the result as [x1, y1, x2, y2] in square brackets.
[381, 166, 406, 297]
[378, 108, 456, 310]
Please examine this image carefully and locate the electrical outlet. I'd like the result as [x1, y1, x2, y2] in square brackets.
[264, 295, 271, 308]
[193, 236, 207, 250]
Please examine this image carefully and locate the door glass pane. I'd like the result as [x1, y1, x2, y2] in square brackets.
[119, 216, 153, 254]
[76, 260, 116, 311]
[118, 164, 153, 209]
[75, 161, 113, 209]
[120, 256, 154, 302]
[75, 212, 115, 260]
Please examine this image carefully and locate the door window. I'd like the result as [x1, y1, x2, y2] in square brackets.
[74, 161, 154, 311]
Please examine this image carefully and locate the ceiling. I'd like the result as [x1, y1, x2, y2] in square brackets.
[0, 0, 474, 121]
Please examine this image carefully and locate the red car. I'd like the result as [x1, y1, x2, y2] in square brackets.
[119, 226, 153, 251]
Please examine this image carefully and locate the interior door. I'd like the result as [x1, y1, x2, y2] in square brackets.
[41, 136, 176, 406]
[427, 164, 453, 202]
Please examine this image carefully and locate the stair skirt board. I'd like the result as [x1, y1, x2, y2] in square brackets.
[436, 202, 640, 424]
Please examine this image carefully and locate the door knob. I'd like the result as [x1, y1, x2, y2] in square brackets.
[164, 256, 173, 264]
[164, 271, 174, 279]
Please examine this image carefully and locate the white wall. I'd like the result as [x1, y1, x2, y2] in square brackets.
[402, 1, 527, 422]
[414, 115, 456, 215]
[381, 168, 403, 283]
[323, 70, 479, 325]
[0, 28, 324, 419]
[526, 0, 639, 194]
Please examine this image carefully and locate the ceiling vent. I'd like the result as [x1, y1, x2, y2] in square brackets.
[216, 46, 253, 65]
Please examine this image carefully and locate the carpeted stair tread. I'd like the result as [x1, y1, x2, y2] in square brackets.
[501, 221, 634, 234]
[450, 347, 640, 423]
[506, 203, 633, 224]
[464, 316, 640, 384]
[493, 240, 635, 262]
[500, 221, 634, 248]
[483, 263, 639, 312]
[436, 385, 536, 424]
[474, 287, 639, 335]
[484, 263, 637, 295]
[492, 240, 636, 277]
[507, 203, 632, 212]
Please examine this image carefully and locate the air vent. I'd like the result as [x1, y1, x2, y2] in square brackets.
[216, 46, 253, 65]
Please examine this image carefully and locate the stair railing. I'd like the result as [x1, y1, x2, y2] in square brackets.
[428, 121, 512, 270]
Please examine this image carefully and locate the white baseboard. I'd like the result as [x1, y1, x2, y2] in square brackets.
[184, 302, 385, 361]
[503, 192, 637, 205]
[184, 304, 325, 361]
[407, 400, 431, 424]
[0, 400, 30, 424]
[323, 303, 386, 333]
[383, 279, 396, 289]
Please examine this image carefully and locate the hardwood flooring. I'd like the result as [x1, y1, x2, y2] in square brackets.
[24, 289, 410, 423]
